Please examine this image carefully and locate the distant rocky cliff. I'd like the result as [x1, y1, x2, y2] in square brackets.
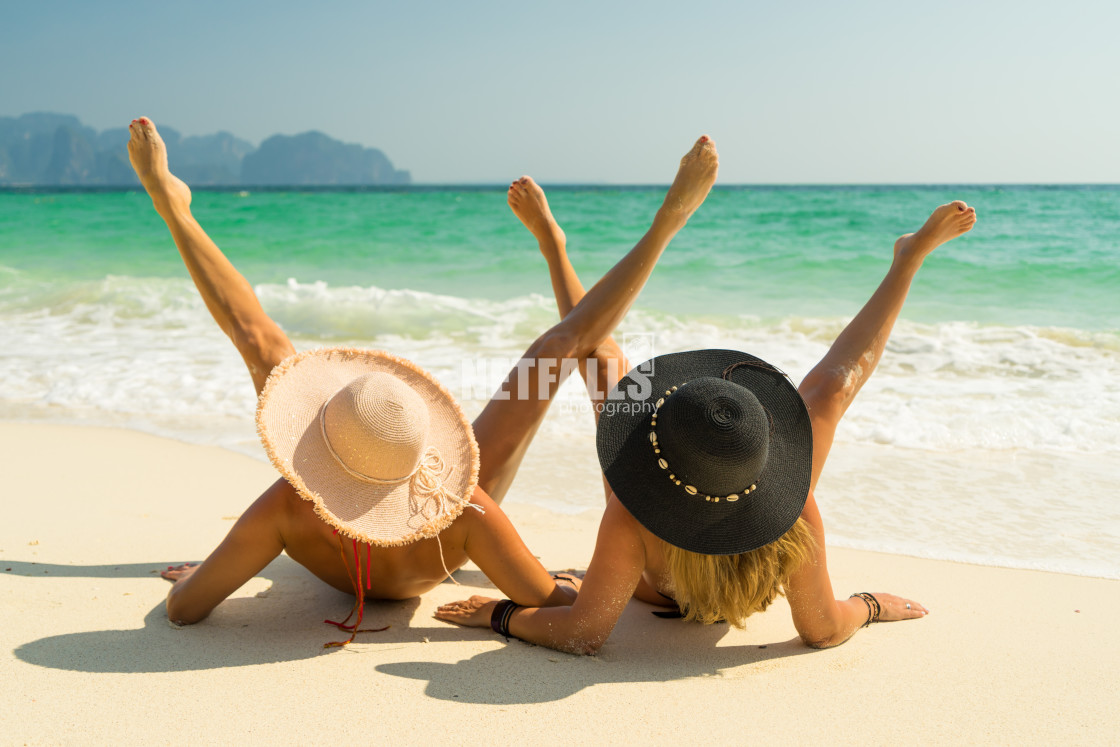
[0, 113, 411, 186]
[242, 132, 409, 186]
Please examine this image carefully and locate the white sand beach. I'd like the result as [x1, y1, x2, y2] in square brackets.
[2, 422, 1117, 745]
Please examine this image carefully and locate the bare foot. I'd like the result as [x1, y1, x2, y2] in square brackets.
[161, 563, 199, 583]
[508, 176, 566, 259]
[127, 117, 192, 218]
[656, 135, 719, 229]
[894, 201, 977, 263]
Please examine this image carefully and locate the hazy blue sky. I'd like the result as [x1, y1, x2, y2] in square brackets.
[3, 1, 1117, 183]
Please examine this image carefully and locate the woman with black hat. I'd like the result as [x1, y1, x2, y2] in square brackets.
[437, 182, 976, 653]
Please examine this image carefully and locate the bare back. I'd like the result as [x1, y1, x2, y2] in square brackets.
[271, 477, 470, 599]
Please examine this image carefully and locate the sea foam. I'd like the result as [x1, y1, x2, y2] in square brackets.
[3, 277, 1117, 453]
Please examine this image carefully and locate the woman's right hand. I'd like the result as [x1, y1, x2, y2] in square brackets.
[434, 595, 499, 628]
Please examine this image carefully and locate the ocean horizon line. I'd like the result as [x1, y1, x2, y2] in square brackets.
[4, 182, 1120, 194]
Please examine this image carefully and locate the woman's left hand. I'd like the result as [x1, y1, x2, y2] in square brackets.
[871, 592, 929, 622]
[435, 595, 500, 628]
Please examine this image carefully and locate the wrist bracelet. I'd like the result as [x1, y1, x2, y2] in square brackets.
[867, 593, 881, 623]
[849, 592, 881, 627]
[490, 599, 520, 638]
[850, 594, 872, 627]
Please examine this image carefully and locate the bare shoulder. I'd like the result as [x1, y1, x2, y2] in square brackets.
[446, 485, 522, 563]
[595, 495, 648, 559]
[798, 489, 827, 539]
[262, 478, 332, 543]
[447, 486, 498, 539]
[575, 495, 648, 612]
[602, 495, 673, 597]
[602, 493, 641, 529]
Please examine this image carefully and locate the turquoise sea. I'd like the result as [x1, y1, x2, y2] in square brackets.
[1, 186, 1118, 578]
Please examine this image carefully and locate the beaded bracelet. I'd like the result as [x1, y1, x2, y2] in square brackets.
[849, 592, 881, 627]
[490, 599, 521, 638]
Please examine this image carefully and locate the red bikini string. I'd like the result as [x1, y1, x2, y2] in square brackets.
[324, 534, 360, 645]
[323, 534, 389, 648]
[351, 537, 365, 639]
[352, 540, 388, 634]
[326, 530, 358, 628]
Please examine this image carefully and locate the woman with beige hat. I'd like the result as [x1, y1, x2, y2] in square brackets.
[126, 115, 719, 644]
[438, 178, 976, 653]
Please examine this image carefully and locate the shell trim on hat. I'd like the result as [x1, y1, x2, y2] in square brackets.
[649, 383, 759, 504]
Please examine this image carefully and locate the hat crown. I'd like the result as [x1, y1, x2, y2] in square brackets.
[656, 377, 770, 496]
[322, 372, 431, 481]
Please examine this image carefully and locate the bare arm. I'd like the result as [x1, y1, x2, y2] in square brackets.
[785, 490, 928, 647]
[784, 492, 875, 647]
[459, 488, 576, 608]
[437, 496, 646, 654]
[164, 478, 290, 624]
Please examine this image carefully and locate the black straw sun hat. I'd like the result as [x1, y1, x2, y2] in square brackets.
[596, 349, 813, 555]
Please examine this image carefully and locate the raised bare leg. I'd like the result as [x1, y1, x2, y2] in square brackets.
[507, 176, 578, 317]
[473, 136, 719, 503]
[507, 176, 633, 502]
[798, 200, 977, 490]
[128, 117, 294, 395]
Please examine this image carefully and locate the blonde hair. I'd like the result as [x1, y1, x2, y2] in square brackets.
[660, 518, 817, 627]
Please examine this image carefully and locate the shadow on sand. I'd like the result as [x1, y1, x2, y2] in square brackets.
[12, 559, 813, 697]
[375, 602, 815, 704]
[13, 555, 432, 673]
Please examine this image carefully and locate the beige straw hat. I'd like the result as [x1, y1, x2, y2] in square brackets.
[256, 347, 480, 547]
